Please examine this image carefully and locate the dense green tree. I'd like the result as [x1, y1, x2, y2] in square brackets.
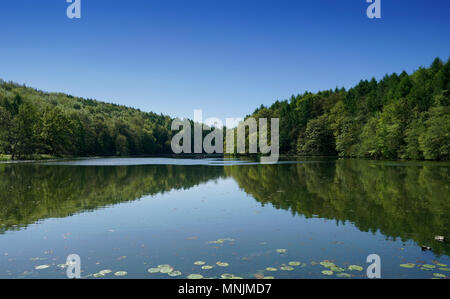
[0, 57, 449, 161]
[0, 80, 175, 159]
[239, 57, 450, 161]
[418, 106, 450, 160]
[40, 107, 73, 155]
[8, 102, 40, 159]
[297, 115, 336, 155]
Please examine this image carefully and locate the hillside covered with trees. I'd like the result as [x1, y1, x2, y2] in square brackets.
[249, 57, 449, 160]
[0, 57, 449, 160]
[0, 81, 174, 160]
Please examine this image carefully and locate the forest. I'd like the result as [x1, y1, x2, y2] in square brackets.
[0, 57, 449, 160]
[248, 57, 450, 160]
[0, 80, 174, 160]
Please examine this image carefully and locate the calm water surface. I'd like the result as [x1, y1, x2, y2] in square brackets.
[0, 158, 449, 279]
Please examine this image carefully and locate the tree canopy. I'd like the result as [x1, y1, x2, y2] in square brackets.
[244, 57, 450, 160]
[0, 57, 449, 160]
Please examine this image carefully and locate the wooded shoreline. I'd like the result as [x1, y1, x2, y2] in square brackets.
[1, 58, 449, 161]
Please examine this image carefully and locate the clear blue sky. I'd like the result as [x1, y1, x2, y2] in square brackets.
[0, 0, 449, 120]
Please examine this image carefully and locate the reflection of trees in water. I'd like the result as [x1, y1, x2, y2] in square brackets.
[226, 160, 450, 256]
[0, 160, 448, 256]
[0, 164, 226, 233]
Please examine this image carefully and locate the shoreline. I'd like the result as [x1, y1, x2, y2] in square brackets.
[1, 154, 449, 164]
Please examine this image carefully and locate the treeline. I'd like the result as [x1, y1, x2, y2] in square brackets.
[249, 57, 450, 160]
[1, 57, 449, 160]
[0, 81, 174, 159]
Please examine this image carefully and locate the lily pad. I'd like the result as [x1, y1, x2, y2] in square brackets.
[209, 240, 224, 244]
[202, 265, 214, 270]
[99, 269, 112, 275]
[320, 261, 335, 268]
[168, 271, 182, 277]
[148, 268, 161, 273]
[400, 263, 415, 269]
[276, 249, 287, 254]
[288, 261, 301, 266]
[221, 273, 234, 279]
[322, 270, 333, 276]
[280, 265, 294, 271]
[194, 261, 206, 266]
[348, 265, 363, 271]
[35, 265, 50, 270]
[266, 267, 278, 272]
[222, 238, 235, 242]
[438, 268, 450, 271]
[420, 267, 432, 271]
[160, 266, 174, 274]
[422, 264, 436, 269]
[216, 262, 229, 267]
[330, 266, 345, 272]
[157, 264, 172, 269]
[187, 274, 204, 279]
[433, 273, 446, 278]
[114, 271, 127, 277]
[263, 276, 274, 279]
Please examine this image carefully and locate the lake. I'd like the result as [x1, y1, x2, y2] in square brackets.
[0, 158, 448, 279]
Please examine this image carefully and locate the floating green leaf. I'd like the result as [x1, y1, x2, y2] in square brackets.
[348, 265, 363, 271]
[266, 267, 278, 272]
[157, 264, 174, 273]
[148, 268, 160, 273]
[322, 270, 333, 276]
[202, 265, 214, 270]
[157, 264, 172, 269]
[422, 264, 436, 269]
[187, 274, 204, 279]
[288, 261, 301, 266]
[209, 238, 234, 244]
[276, 249, 287, 254]
[194, 261, 206, 266]
[114, 271, 127, 277]
[399, 263, 415, 269]
[216, 262, 229, 267]
[221, 274, 234, 279]
[420, 267, 432, 271]
[160, 266, 174, 274]
[99, 269, 112, 275]
[209, 240, 224, 244]
[263, 276, 274, 279]
[35, 265, 50, 270]
[320, 261, 335, 268]
[330, 266, 345, 272]
[433, 273, 446, 278]
[280, 265, 294, 271]
[438, 268, 450, 271]
[168, 271, 182, 277]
